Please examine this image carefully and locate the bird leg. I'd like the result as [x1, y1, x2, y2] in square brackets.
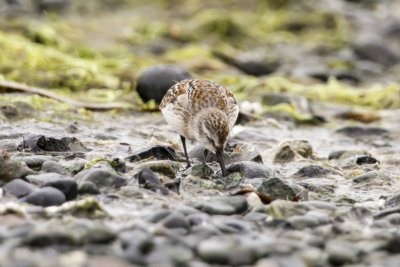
[203, 149, 209, 164]
[216, 148, 227, 177]
[180, 135, 191, 168]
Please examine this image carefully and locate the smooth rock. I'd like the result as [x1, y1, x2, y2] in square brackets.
[135, 168, 168, 194]
[161, 212, 190, 230]
[335, 126, 389, 137]
[356, 156, 379, 165]
[326, 240, 361, 265]
[120, 229, 153, 253]
[293, 165, 332, 178]
[21, 187, 66, 207]
[26, 173, 66, 186]
[386, 193, 400, 208]
[353, 171, 391, 183]
[13, 155, 55, 170]
[42, 178, 77, 200]
[274, 140, 313, 163]
[78, 181, 100, 195]
[41, 160, 67, 175]
[354, 42, 399, 67]
[127, 145, 178, 162]
[288, 215, 320, 230]
[19, 135, 87, 152]
[22, 229, 80, 247]
[82, 226, 116, 244]
[3, 179, 37, 198]
[136, 64, 192, 103]
[223, 161, 272, 178]
[80, 168, 126, 188]
[146, 209, 172, 223]
[195, 196, 248, 215]
[257, 177, 296, 200]
[187, 213, 211, 226]
[264, 200, 311, 219]
[0, 151, 31, 183]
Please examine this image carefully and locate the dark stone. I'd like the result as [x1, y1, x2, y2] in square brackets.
[335, 126, 389, 137]
[42, 178, 77, 200]
[328, 150, 346, 160]
[136, 64, 192, 103]
[15, 155, 54, 170]
[354, 42, 399, 67]
[3, 179, 37, 198]
[195, 196, 248, 215]
[161, 212, 190, 230]
[222, 161, 272, 178]
[386, 193, 400, 208]
[23, 230, 80, 247]
[164, 178, 180, 194]
[80, 168, 126, 188]
[145, 209, 172, 223]
[356, 156, 379, 165]
[0, 151, 30, 183]
[26, 173, 66, 186]
[384, 236, 400, 254]
[135, 168, 168, 195]
[19, 135, 87, 152]
[110, 157, 126, 173]
[353, 171, 391, 183]
[257, 177, 296, 200]
[293, 165, 332, 178]
[21, 187, 66, 207]
[78, 181, 100, 195]
[41, 160, 67, 175]
[187, 213, 211, 226]
[127, 145, 178, 162]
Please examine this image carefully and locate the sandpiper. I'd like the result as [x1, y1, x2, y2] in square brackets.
[160, 79, 239, 176]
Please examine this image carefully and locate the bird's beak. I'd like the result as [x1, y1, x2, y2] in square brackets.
[216, 147, 226, 177]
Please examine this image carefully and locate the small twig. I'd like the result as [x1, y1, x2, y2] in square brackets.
[0, 79, 132, 111]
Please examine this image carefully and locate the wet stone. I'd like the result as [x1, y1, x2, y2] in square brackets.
[257, 177, 296, 200]
[353, 171, 391, 183]
[14, 155, 55, 170]
[135, 168, 168, 195]
[19, 135, 87, 152]
[292, 165, 332, 178]
[386, 193, 400, 208]
[356, 156, 379, 165]
[223, 161, 272, 178]
[41, 160, 67, 175]
[79, 168, 126, 188]
[3, 179, 37, 198]
[127, 145, 178, 162]
[326, 240, 361, 265]
[21, 187, 66, 207]
[288, 215, 320, 230]
[26, 172, 66, 186]
[161, 212, 190, 230]
[78, 181, 100, 195]
[136, 64, 192, 103]
[42, 178, 77, 200]
[274, 140, 313, 163]
[335, 126, 389, 138]
[195, 196, 248, 215]
[0, 151, 31, 183]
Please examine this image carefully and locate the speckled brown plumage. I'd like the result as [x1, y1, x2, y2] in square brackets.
[160, 79, 239, 176]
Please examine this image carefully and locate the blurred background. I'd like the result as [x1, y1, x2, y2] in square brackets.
[1, 0, 400, 113]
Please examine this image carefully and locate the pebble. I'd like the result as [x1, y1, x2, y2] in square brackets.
[335, 126, 389, 138]
[21, 187, 66, 207]
[0, 151, 31, 183]
[288, 215, 320, 230]
[274, 140, 313, 163]
[326, 240, 361, 265]
[78, 181, 100, 195]
[353, 171, 391, 183]
[223, 161, 272, 178]
[292, 165, 332, 178]
[354, 42, 399, 67]
[195, 196, 248, 215]
[3, 179, 37, 198]
[187, 213, 211, 226]
[26, 172, 67, 186]
[135, 168, 168, 194]
[14, 155, 55, 170]
[127, 145, 178, 162]
[41, 160, 67, 175]
[161, 212, 190, 230]
[257, 177, 296, 200]
[19, 135, 86, 152]
[79, 168, 126, 188]
[356, 155, 379, 165]
[136, 64, 192, 103]
[42, 178, 78, 200]
[385, 193, 400, 208]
